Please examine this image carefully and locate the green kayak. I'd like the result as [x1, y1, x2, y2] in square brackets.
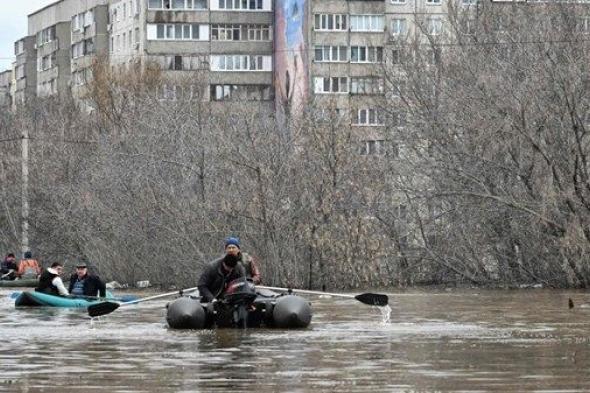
[14, 290, 118, 308]
[0, 278, 38, 288]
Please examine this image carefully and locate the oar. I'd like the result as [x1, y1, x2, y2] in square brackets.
[87, 287, 199, 317]
[257, 285, 389, 307]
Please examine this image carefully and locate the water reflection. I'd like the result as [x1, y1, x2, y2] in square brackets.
[2, 288, 590, 392]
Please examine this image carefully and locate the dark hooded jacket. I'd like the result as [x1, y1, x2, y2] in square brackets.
[197, 255, 246, 303]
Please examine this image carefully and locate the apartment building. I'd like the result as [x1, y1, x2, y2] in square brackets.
[70, 1, 110, 99]
[26, 0, 109, 99]
[0, 70, 11, 108]
[8, 0, 441, 115]
[305, 0, 446, 155]
[12, 36, 37, 106]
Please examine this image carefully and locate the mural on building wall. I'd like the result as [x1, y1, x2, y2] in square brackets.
[275, 0, 309, 118]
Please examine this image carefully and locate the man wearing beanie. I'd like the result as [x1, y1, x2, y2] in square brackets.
[197, 236, 246, 303]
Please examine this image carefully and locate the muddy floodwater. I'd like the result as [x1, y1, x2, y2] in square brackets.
[1, 288, 590, 392]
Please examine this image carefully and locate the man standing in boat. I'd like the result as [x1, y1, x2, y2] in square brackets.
[197, 237, 247, 303]
[68, 262, 107, 298]
[36, 262, 69, 296]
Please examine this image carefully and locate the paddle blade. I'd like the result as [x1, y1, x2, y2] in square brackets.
[355, 293, 388, 307]
[88, 301, 120, 317]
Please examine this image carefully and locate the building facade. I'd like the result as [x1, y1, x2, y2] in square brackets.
[3, 0, 476, 124]
[0, 70, 12, 108]
[12, 36, 38, 107]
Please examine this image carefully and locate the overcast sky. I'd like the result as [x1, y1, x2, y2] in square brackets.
[0, 1, 57, 71]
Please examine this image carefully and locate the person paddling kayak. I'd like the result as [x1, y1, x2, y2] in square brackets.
[36, 262, 69, 296]
[68, 262, 106, 298]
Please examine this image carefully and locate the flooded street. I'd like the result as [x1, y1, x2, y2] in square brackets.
[1, 288, 590, 392]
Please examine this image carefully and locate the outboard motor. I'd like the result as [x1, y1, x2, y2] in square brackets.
[224, 278, 257, 306]
[166, 297, 206, 329]
[218, 278, 258, 328]
[272, 295, 312, 328]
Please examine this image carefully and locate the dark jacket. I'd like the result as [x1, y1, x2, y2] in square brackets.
[68, 273, 106, 297]
[36, 269, 60, 295]
[197, 256, 246, 303]
[0, 259, 17, 274]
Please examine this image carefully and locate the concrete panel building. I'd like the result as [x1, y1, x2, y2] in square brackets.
[3, 0, 543, 122]
[0, 70, 12, 108]
[109, 0, 275, 104]
[70, 1, 110, 99]
[12, 36, 38, 106]
[27, 0, 110, 99]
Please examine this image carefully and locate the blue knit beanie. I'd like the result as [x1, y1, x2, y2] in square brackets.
[224, 237, 240, 249]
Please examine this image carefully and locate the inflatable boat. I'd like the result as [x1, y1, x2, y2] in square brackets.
[0, 278, 38, 288]
[14, 291, 136, 308]
[166, 280, 312, 329]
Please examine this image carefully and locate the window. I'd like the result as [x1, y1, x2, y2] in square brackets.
[350, 46, 383, 63]
[314, 14, 347, 31]
[350, 15, 384, 32]
[217, 0, 265, 10]
[247, 25, 271, 40]
[37, 55, 52, 71]
[350, 77, 383, 95]
[391, 19, 407, 36]
[210, 84, 273, 101]
[15, 65, 25, 80]
[15, 40, 25, 55]
[426, 0, 441, 4]
[149, 0, 207, 9]
[72, 13, 84, 31]
[147, 23, 207, 40]
[36, 26, 55, 47]
[85, 38, 95, 55]
[85, 10, 94, 26]
[152, 55, 208, 70]
[426, 18, 443, 35]
[211, 55, 272, 71]
[211, 24, 241, 40]
[354, 108, 382, 126]
[359, 140, 385, 155]
[391, 0, 406, 3]
[313, 77, 349, 94]
[314, 45, 348, 62]
[174, 55, 183, 70]
[72, 42, 84, 58]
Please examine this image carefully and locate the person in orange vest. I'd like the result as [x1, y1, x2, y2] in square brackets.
[17, 251, 42, 279]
